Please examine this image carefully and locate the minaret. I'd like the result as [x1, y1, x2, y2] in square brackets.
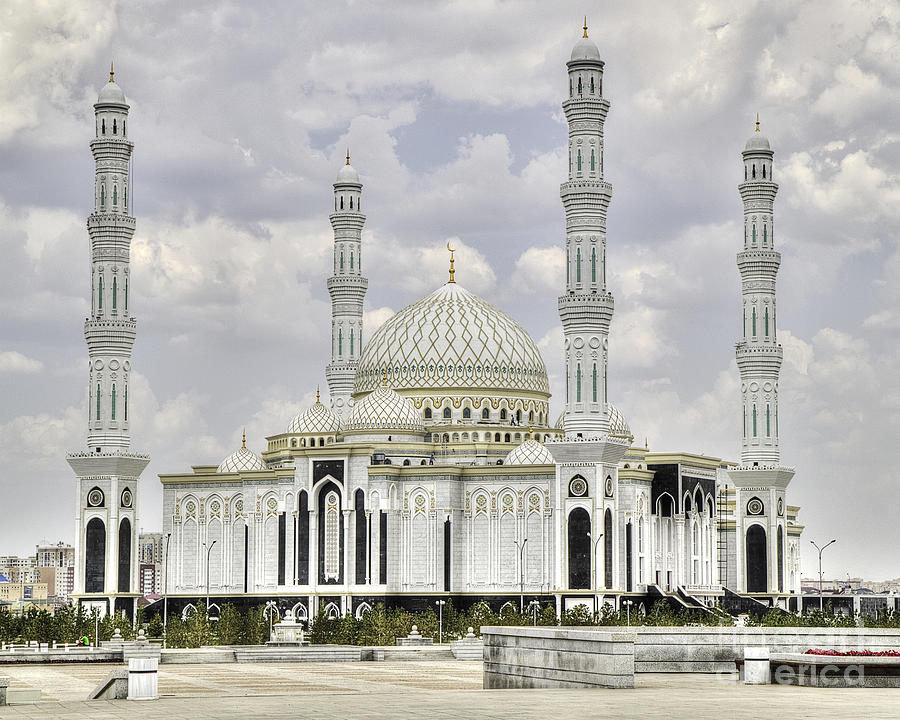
[67, 65, 149, 618]
[325, 151, 368, 420]
[558, 19, 615, 436]
[727, 119, 795, 599]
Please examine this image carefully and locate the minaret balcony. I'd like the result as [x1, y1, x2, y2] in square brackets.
[558, 292, 614, 326]
[737, 250, 781, 275]
[738, 181, 778, 202]
[562, 97, 610, 123]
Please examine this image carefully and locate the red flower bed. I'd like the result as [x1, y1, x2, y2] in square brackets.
[805, 649, 900, 657]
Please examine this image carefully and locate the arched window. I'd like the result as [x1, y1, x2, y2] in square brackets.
[125, 278, 129, 312]
[590, 76, 595, 94]
[577, 76, 582, 94]
[764, 307, 769, 337]
[85, 518, 105, 593]
[112, 277, 117, 309]
[462, 407, 471, 419]
[752, 307, 757, 336]
[591, 248, 596, 282]
[744, 166, 747, 180]
[576, 247, 582, 282]
[762, 164, 766, 179]
[766, 404, 771, 437]
[752, 404, 758, 437]
[577, 149, 582, 171]
[590, 148, 595, 171]
[340, 196, 344, 209]
[569, 78, 572, 96]
[763, 224, 767, 245]
[743, 405, 746, 438]
[124, 385, 127, 421]
[576, 363, 582, 402]
[101, 119, 106, 135]
[112, 186, 117, 206]
[515, 409, 521, 424]
[124, 186, 127, 209]
[118, 517, 131, 592]
[350, 329, 354, 356]
[350, 196, 353, 209]
[500, 408, 507, 421]
[752, 224, 757, 244]
[113, 119, 117, 134]
[350, 252, 354, 269]
[424, 407, 432, 419]
[111, 383, 116, 420]
[746, 524, 767, 592]
[96, 383, 101, 420]
[482, 408, 489, 420]
[338, 329, 343, 356]
[567, 507, 590, 589]
[592, 363, 597, 402]
[98, 276, 103, 309]
[752, 164, 756, 178]
[100, 185, 105, 208]
[340, 252, 344, 269]
[443, 407, 451, 419]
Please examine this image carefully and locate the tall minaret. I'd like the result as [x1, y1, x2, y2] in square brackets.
[727, 119, 796, 599]
[325, 152, 368, 420]
[68, 65, 149, 618]
[558, 19, 615, 436]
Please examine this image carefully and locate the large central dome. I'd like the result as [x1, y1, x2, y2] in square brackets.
[353, 283, 550, 399]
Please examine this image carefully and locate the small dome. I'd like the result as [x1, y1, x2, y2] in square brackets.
[745, 134, 771, 151]
[607, 404, 633, 440]
[346, 386, 424, 432]
[336, 163, 360, 184]
[505, 438, 554, 465]
[570, 36, 601, 62]
[555, 411, 566, 430]
[218, 439, 266, 473]
[287, 400, 340, 435]
[97, 81, 127, 106]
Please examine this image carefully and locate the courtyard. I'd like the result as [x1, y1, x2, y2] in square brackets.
[1, 661, 899, 719]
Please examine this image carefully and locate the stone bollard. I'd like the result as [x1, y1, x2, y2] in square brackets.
[127, 657, 158, 701]
[0, 676, 9, 706]
[743, 647, 771, 685]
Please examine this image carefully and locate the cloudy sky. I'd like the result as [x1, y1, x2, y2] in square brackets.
[1, 0, 898, 582]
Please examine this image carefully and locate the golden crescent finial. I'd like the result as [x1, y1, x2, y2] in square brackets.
[755, 113, 760, 133]
[316, 385, 320, 403]
[446, 242, 456, 284]
[110, 61, 115, 82]
[583, 17, 588, 38]
[346, 148, 350, 165]
[242, 428, 246, 449]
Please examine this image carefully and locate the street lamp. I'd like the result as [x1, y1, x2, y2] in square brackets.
[587, 531, 603, 617]
[810, 539, 836, 613]
[163, 532, 171, 649]
[527, 599, 540, 626]
[623, 599, 634, 627]
[264, 600, 278, 641]
[204, 539, 217, 616]
[513, 539, 528, 612]
[435, 600, 446, 644]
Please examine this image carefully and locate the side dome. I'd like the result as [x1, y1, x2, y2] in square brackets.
[607, 404, 633, 440]
[353, 283, 550, 398]
[505, 438, 554, 465]
[97, 81, 127, 106]
[345, 386, 424, 432]
[287, 400, 340, 435]
[218, 438, 266, 473]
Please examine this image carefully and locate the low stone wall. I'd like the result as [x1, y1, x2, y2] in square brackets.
[736, 653, 900, 688]
[482, 626, 635, 689]
[0, 649, 122, 664]
[620, 627, 900, 673]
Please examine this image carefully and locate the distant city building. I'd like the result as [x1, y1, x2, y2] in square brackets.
[138, 532, 165, 595]
[35, 542, 76, 600]
[0, 555, 37, 584]
[0, 580, 49, 603]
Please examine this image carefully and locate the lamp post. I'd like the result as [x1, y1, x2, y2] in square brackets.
[587, 532, 603, 617]
[810, 539, 836, 613]
[528, 599, 540, 626]
[264, 600, 278, 641]
[94, 607, 99, 648]
[435, 599, 445, 644]
[204, 539, 217, 617]
[513, 539, 528, 612]
[163, 532, 171, 649]
[623, 599, 634, 627]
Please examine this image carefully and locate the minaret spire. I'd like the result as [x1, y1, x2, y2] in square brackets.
[68, 66, 149, 617]
[447, 242, 456, 283]
[325, 153, 368, 420]
[583, 16, 588, 38]
[558, 24, 614, 435]
[109, 61, 115, 82]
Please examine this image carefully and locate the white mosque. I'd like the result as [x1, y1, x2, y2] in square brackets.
[68, 24, 804, 621]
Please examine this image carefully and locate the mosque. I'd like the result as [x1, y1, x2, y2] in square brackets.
[67, 23, 804, 621]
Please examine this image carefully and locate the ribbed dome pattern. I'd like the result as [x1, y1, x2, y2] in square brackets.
[505, 438, 554, 465]
[353, 283, 549, 398]
[287, 401, 340, 435]
[607, 404, 632, 440]
[217, 445, 266, 473]
[346, 386, 424, 432]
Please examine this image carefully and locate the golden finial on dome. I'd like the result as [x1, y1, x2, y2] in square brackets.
[109, 61, 115, 82]
[446, 241, 456, 284]
[583, 17, 588, 38]
[755, 113, 760, 132]
[242, 429, 246, 449]
[316, 385, 320, 403]
[382, 369, 388, 387]
[346, 148, 351, 165]
[645, 436, 649, 450]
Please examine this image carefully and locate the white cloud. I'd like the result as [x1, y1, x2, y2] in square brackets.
[511, 246, 564, 297]
[0, 351, 43, 374]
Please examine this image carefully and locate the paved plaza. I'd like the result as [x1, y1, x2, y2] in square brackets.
[1, 662, 899, 719]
